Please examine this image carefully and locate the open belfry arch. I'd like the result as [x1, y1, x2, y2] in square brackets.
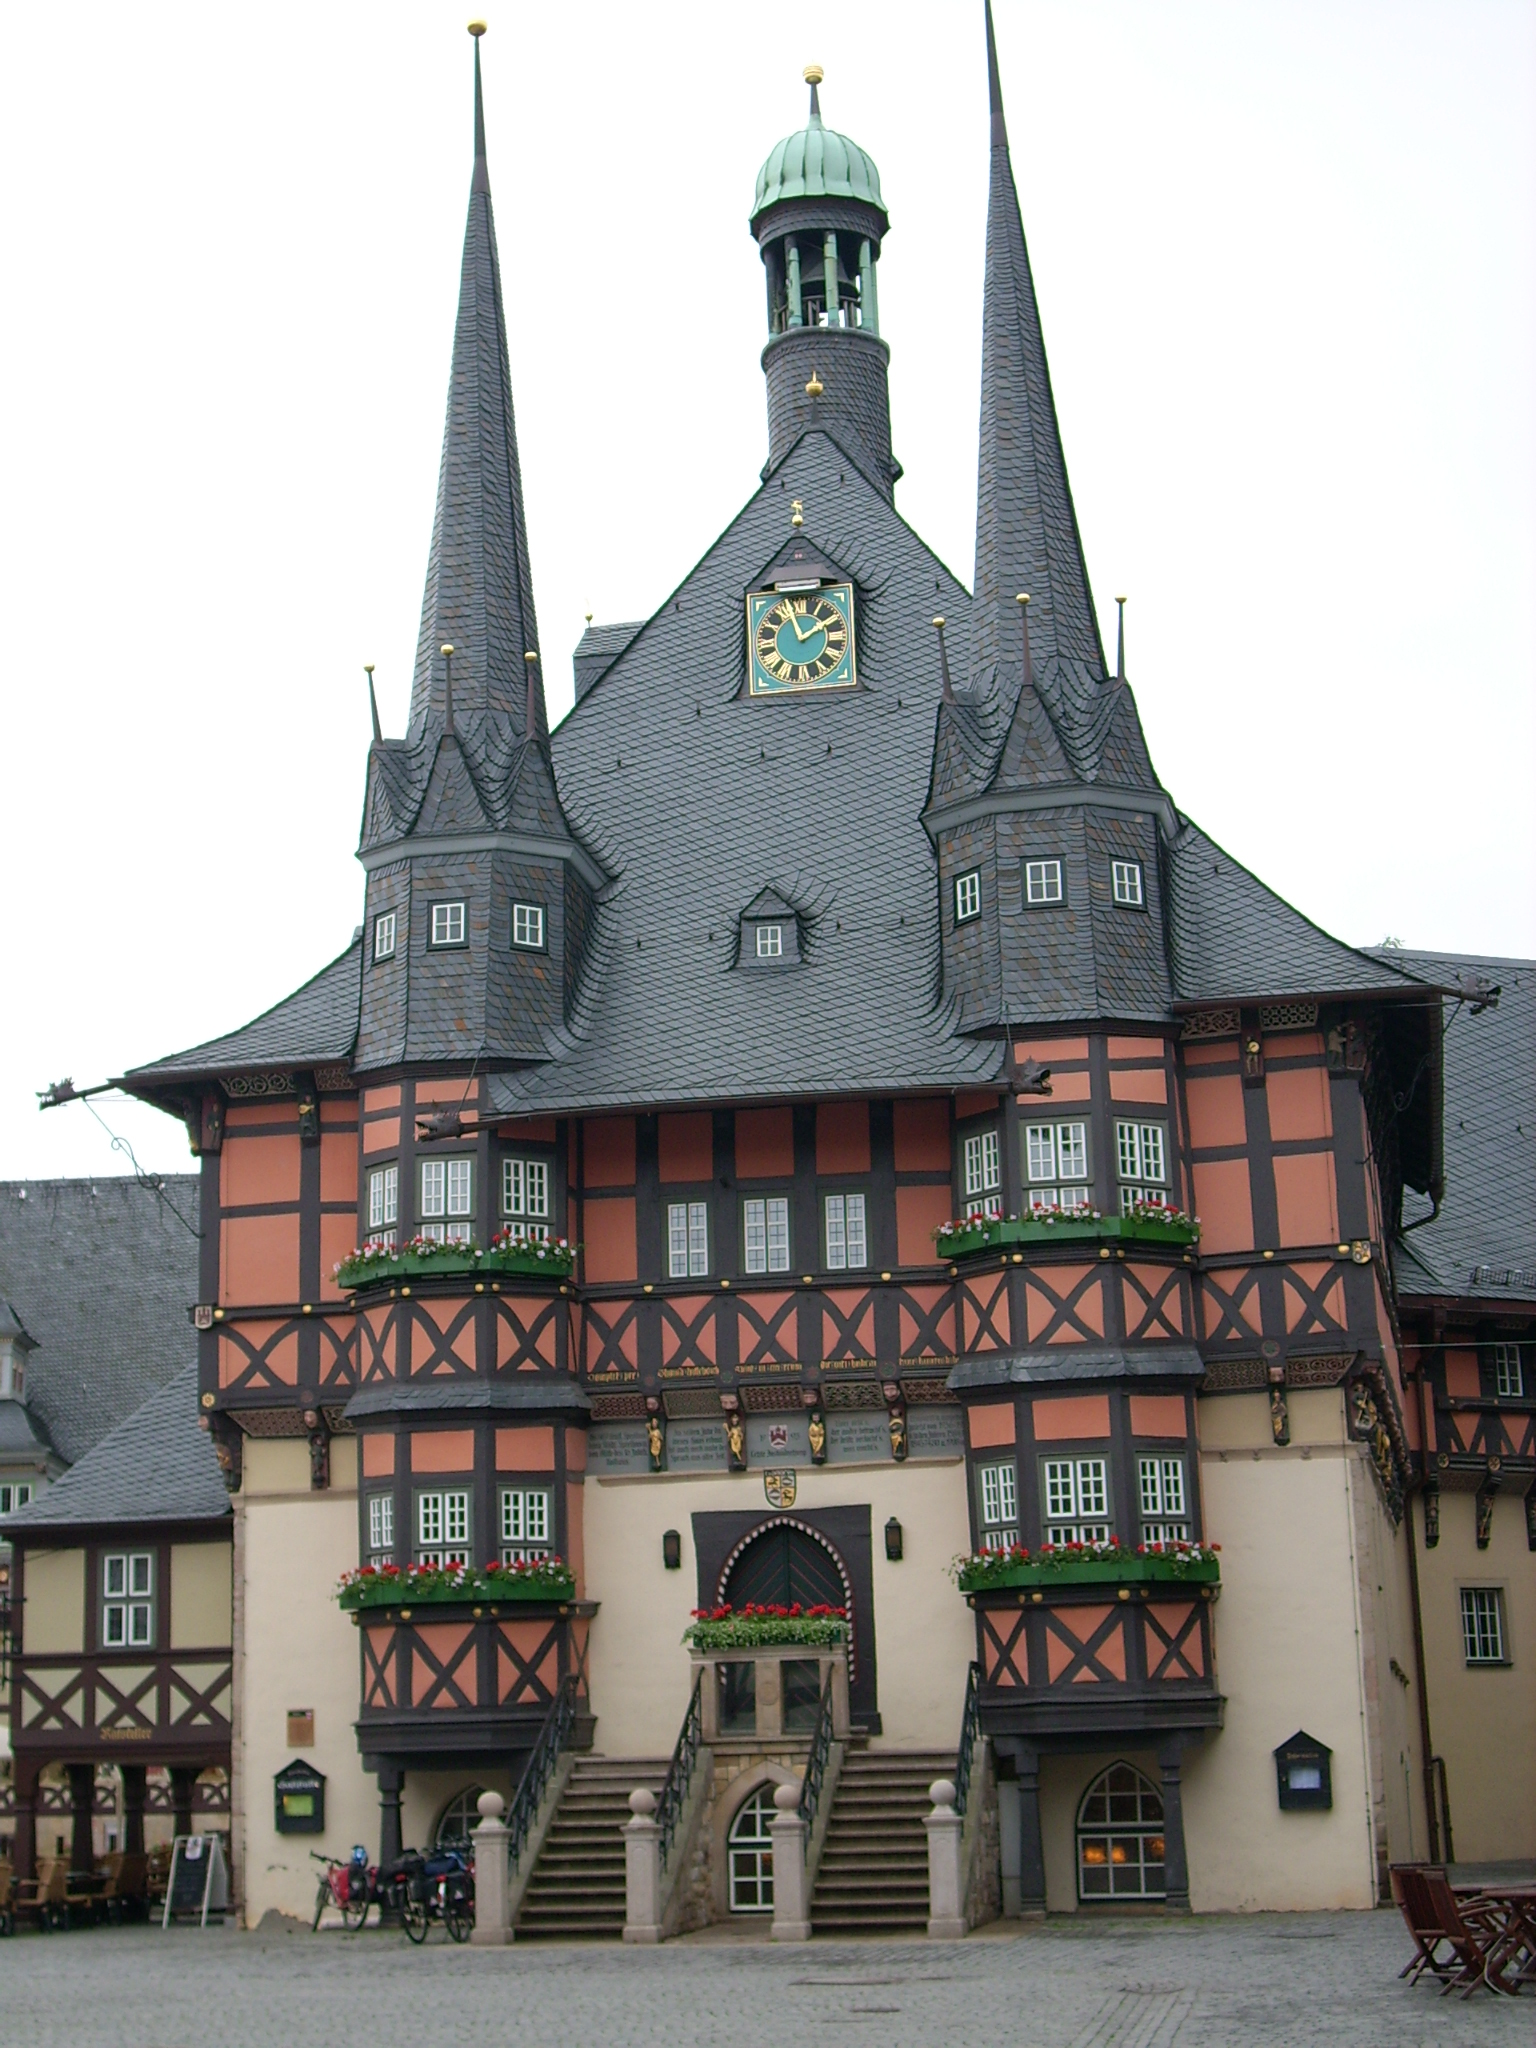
[51, 1, 1520, 1935]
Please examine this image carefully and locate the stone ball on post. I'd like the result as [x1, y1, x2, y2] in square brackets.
[476, 1790, 505, 1822]
[773, 1781, 802, 1814]
[928, 1779, 957, 1812]
[629, 1787, 657, 1818]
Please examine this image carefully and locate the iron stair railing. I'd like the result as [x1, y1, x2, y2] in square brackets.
[656, 1673, 703, 1874]
[505, 1675, 576, 1874]
[797, 1666, 837, 1841]
[953, 1660, 982, 1818]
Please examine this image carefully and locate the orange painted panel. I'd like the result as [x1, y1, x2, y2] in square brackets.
[362, 1115, 400, 1155]
[566, 1479, 584, 1597]
[1182, 1040, 1237, 1067]
[1038, 1069, 1091, 1103]
[1110, 1067, 1168, 1104]
[960, 1277, 1011, 1352]
[1123, 1269, 1184, 1335]
[363, 1086, 402, 1112]
[217, 1323, 298, 1387]
[1026, 1268, 1103, 1342]
[319, 1134, 356, 1203]
[362, 1433, 395, 1478]
[1108, 1036, 1163, 1061]
[1185, 1074, 1246, 1151]
[822, 1290, 875, 1356]
[1130, 1394, 1186, 1438]
[735, 1107, 794, 1179]
[221, 1215, 299, 1305]
[496, 1117, 557, 1141]
[661, 1299, 717, 1367]
[987, 1643, 1019, 1688]
[495, 1426, 555, 1472]
[1450, 1411, 1479, 1451]
[1032, 1394, 1112, 1440]
[896, 1184, 951, 1266]
[363, 1626, 395, 1707]
[1015, 1037, 1089, 1065]
[583, 1197, 637, 1283]
[225, 1103, 291, 1129]
[1087, 1619, 1126, 1680]
[413, 1623, 475, 1706]
[321, 1097, 356, 1127]
[816, 1101, 871, 1175]
[416, 1078, 478, 1106]
[222, 1132, 301, 1208]
[497, 1623, 559, 1703]
[1267, 1064, 1333, 1142]
[1444, 1350, 1480, 1399]
[411, 1429, 475, 1472]
[893, 1098, 950, 1172]
[967, 1401, 1016, 1449]
[1199, 1272, 1260, 1343]
[320, 1212, 355, 1302]
[1147, 1604, 1204, 1676]
[1284, 1265, 1346, 1332]
[585, 1117, 636, 1188]
[659, 1112, 713, 1184]
[1190, 1161, 1253, 1254]
[898, 1285, 954, 1358]
[566, 1429, 588, 1475]
[1273, 1152, 1338, 1247]
[955, 1092, 1000, 1119]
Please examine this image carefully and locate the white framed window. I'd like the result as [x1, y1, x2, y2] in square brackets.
[419, 1158, 474, 1243]
[1115, 1119, 1168, 1212]
[1111, 860, 1144, 907]
[373, 910, 397, 961]
[499, 1486, 552, 1564]
[1024, 1121, 1092, 1210]
[823, 1192, 867, 1271]
[743, 1197, 791, 1275]
[954, 870, 981, 924]
[103, 1552, 154, 1648]
[1042, 1458, 1110, 1545]
[1025, 859, 1064, 905]
[727, 1785, 777, 1913]
[512, 902, 545, 950]
[0, 1482, 33, 1514]
[1138, 1456, 1189, 1544]
[1461, 1587, 1507, 1665]
[367, 1163, 399, 1250]
[416, 1489, 471, 1568]
[1491, 1343, 1525, 1400]
[668, 1201, 710, 1279]
[962, 1129, 1002, 1219]
[430, 901, 466, 947]
[755, 923, 783, 959]
[367, 1492, 395, 1559]
[977, 1460, 1020, 1549]
[501, 1156, 551, 1240]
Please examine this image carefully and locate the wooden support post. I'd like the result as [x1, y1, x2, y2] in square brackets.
[68, 1763, 96, 1876]
[1157, 1742, 1191, 1912]
[169, 1766, 196, 1844]
[769, 1783, 811, 1940]
[376, 1763, 404, 1868]
[925, 1778, 967, 1938]
[1011, 1744, 1046, 1916]
[121, 1765, 147, 1857]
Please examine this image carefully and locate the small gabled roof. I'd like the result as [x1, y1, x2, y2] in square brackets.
[1388, 950, 1536, 1307]
[740, 887, 799, 922]
[1164, 819, 1431, 1007]
[123, 937, 361, 1089]
[0, 1365, 227, 1534]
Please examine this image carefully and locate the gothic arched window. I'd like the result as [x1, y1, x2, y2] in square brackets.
[1076, 1763, 1165, 1902]
[727, 1784, 778, 1913]
[433, 1784, 486, 1848]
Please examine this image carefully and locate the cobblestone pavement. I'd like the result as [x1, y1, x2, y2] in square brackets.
[3, 1912, 1530, 2048]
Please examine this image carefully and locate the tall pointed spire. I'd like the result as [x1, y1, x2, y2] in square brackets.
[968, 0, 1105, 695]
[407, 23, 546, 747]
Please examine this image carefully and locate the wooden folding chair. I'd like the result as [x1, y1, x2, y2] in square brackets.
[1391, 1866, 1454, 1985]
[1419, 1871, 1520, 1997]
[12, 1856, 67, 1931]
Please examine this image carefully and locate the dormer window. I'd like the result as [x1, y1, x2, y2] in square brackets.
[512, 902, 545, 951]
[430, 901, 467, 948]
[1025, 859, 1064, 905]
[739, 888, 802, 966]
[373, 910, 397, 962]
[756, 924, 783, 959]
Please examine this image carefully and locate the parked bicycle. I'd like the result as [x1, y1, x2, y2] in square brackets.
[310, 1846, 373, 1931]
[375, 1841, 475, 1943]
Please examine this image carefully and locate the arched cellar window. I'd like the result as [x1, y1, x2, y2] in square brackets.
[434, 1784, 486, 1848]
[1076, 1763, 1166, 1902]
[728, 1785, 777, 1913]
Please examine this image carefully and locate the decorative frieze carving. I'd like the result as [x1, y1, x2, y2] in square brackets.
[222, 1071, 293, 1099]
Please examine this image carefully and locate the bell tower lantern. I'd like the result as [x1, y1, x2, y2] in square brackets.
[751, 68, 899, 498]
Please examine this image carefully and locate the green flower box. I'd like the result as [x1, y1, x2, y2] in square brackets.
[936, 1213, 1198, 1261]
[683, 1607, 848, 1652]
[957, 1553, 1220, 1594]
[335, 1240, 575, 1290]
[338, 1562, 576, 1611]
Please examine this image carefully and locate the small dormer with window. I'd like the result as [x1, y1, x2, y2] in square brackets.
[738, 887, 803, 967]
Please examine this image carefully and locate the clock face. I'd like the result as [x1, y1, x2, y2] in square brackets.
[747, 582, 856, 694]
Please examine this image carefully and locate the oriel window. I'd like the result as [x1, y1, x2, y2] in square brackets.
[1024, 1121, 1092, 1210]
[668, 1201, 710, 1279]
[823, 1192, 867, 1270]
[367, 1164, 399, 1249]
[419, 1158, 474, 1243]
[499, 1487, 552, 1564]
[416, 1489, 471, 1568]
[1138, 1456, 1189, 1545]
[1115, 1119, 1168, 1212]
[977, 1460, 1019, 1549]
[1042, 1458, 1110, 1545]
[962, 1129, 1002, 1219]
[367, 1492, 395, 1561]
[103, 1552, 154, 1647]
[501, 1156, 551, 1240]
[743, 1197, 790, 1275]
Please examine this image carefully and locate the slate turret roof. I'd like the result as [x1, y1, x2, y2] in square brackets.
[0, 1364, 226, 1534]
[124, 937, 361, 1087]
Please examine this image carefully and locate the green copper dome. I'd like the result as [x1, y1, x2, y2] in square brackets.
[752, 77, 885, 225]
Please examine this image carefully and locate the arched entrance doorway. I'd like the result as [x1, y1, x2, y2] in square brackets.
[718, 1518, 849, 1616]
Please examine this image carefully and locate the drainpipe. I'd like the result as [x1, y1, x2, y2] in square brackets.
[1403, 1483, 1443, 1863]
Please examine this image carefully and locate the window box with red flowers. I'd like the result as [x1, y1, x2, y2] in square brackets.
[934, 1206, 1199, 1262]
[334, 1228, 577, 1292]
[337, 1558, 576, 1612]
[682, 1603, 849, 1651]
[954, 1538, 1220, 1594]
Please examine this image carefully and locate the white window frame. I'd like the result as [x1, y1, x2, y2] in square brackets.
[373, 910, 397, 961]
[1138, 1455, 1189, 1544]
[977, 1460, 1020, 1549]
[755, 923, 783, 959]
[1111, 860, 1144, 907]
[367, 1163, 399, 1250]
[367, 1491, 395, 1559]
[962, 1129, 1002, 1219]
[743, 1196, 791, 1275]
[823, 1192, 868, 1271]
[501, 1156, 551, 1240]
[1460, 1586, 1507, 1665]
[430, 900, 466, 948]
[0, 1481, 33, 1515]
[499, 1486, 553, 1564]
[419, 1158, 474, 1243]
[1023, 1121, 1092, 1210]
[1025, 858, 1064, 905]
[954, 870, 981, 924]
[668, 1201, 710, 1280]
[1491, 1343, 1525, 1400]
[102, 1551, 154, 1648]
[416, 1489, 472, 1569]
[1115, 1119, 1168, 1212]
[1042, 1458, 1111, 1545]
[511, 902, 545, 951]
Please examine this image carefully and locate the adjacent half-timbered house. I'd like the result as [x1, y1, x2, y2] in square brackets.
[100, 11, 1522, 1928]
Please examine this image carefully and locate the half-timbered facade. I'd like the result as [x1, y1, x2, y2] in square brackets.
[91, 11, 1525, 1927]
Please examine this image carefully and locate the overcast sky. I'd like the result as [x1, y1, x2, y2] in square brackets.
[2, 0, 1531, 1183]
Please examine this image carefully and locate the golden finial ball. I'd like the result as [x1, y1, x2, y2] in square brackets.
[1015, 592, 1031, 605]
[1116, 594, 1127, 604]
[932, 616, 946, 630]
[525, 650, 539, 663]
[805, 370, 824, 397]
[804, 63, 824, 85]
[364, 663, 375, 675]
[441, 642, 455, 657]
[468, 20, 487, 37]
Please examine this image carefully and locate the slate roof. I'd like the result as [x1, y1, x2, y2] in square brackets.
[125, 938, 361, 1087]
[1388, 951, 1536, 1306]
[0, 1178, 200, 1465]
[0, 1399, 55, 1459]
[574, 621, 643, 704]
[0, 1364, 227, 1534]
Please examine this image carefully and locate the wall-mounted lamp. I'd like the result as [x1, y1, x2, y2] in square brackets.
[884, 1516, 903, 1563]
[662, 1529, 682, 1571]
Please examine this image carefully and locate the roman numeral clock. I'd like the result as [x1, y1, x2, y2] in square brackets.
[748, 582, 856, 694]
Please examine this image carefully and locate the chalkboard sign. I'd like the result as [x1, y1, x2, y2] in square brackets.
[161, 1833, 230, 1927]
[274, 1758, 327, 1834]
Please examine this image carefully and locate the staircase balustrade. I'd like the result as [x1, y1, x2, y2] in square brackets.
[506, 1675, 576, 1876]
[798, 1667, 837, 1839]
[953, 1661, 982, 1818]
[656, 1674, 703, 1874]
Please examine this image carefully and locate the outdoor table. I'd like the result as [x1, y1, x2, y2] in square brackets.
[1451, 1886, 1536, 1992]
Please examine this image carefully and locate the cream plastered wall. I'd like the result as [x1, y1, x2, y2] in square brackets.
[238, 1436, 377, 1926]
[170, 1542, 232, 1648]
[582, 1456, 974, 1759]
[399, 1767, 517, 1856]
[21, 1547, 85, 1653]
[1183, 1388, 1422, 1911]
[1039, 1746, 1163, 1912]
[1417, 1490, 1536, 1863]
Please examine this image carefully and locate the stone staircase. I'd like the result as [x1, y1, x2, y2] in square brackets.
[515, 1755, 668, 1940]
[810, 1749, 951, 1934]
